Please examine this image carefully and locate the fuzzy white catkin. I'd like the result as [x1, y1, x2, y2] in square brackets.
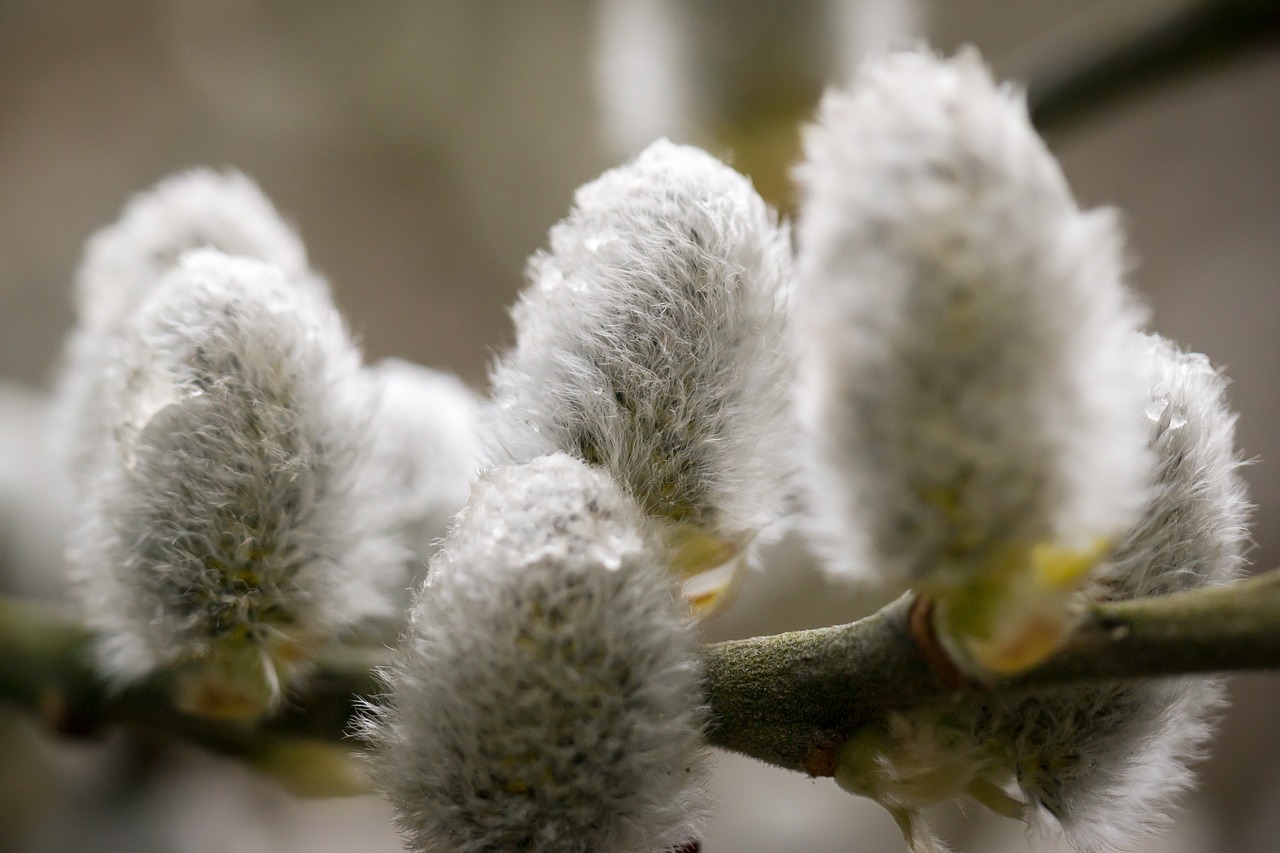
[68, 250, 402, 711]
[76, 168, 318, 334]
[486, 139, 794, 562]
[363, 453, 710, 853]
[834, 333, 1250, 853]
[981, 332, 1251, 852]
[56, 169, 326, 476]
[793, 48, 1152, 593]
[365, 358, 483, 601]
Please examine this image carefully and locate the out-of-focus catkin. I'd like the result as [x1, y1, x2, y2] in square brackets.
[365, 358, 483, 609]
[794, 48, 1152, 675]
[833, 332, 1249, 852]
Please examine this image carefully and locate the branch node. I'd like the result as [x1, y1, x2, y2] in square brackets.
[908, 594, 970, 691]
[803, 735, 841, 778]
[40, 687, 102, 739]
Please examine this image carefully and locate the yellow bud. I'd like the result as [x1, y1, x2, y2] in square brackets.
[932, 538, 1110, 677]
[662, 521, 749, 617]
[247, 740, 370, 798]
[171, 632, 313, 721]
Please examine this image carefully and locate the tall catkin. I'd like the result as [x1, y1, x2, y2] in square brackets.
[488, 139, 794, 611]
[794, 48, 1152, 675]
[68, 250, 402, 717]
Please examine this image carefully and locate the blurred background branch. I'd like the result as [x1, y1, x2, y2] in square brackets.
[1029, 0, 1280, 132]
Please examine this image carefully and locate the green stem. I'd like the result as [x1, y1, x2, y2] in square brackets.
[0, 597, 384, 756]
[703, 570, 1280, 774]
[3, 571, 1280, 778]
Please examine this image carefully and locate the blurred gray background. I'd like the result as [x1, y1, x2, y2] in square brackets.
[0, 1, 1276, 851]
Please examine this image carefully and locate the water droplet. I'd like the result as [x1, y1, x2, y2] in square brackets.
[1168, 413, 1187, 430]
[1144, 395, 1170, 423]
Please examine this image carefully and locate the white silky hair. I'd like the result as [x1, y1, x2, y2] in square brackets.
[361, 453, 709, 853]
[793, 47, 1152, 590]
[486, 138, 795, 551]
[56, 168, 326, 476]
[76, 168, 319, 334]
[832, 333, 1250, 853]
[68, 249, 402, 687]
[365, 358, 483, 603]
[981, 332, 1251, 852]
[795, 48, 1246, 852]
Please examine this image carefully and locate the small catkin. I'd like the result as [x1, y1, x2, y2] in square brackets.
[56, 168, 325, 475]
[365, 358, 483, 604]
[68, 250, 402, 718]
[487, 139, 794, 611]
[362, 453, 709, 853]
[793, 47, 1152, 674]
[0, 382, 72, 600]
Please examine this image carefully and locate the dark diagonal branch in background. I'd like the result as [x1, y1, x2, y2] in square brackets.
[4, 571, 1280, 780]
[1029, 0, 1280, 133]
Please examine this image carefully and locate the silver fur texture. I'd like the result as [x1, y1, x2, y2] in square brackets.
[487, 139, 795, 553]
[365, 357, 483, 605]
[68, 250, 402, 700]
[978, 333, 1251, 851]
[362, 454, 710, 853]
[57, 168, 325, 476]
